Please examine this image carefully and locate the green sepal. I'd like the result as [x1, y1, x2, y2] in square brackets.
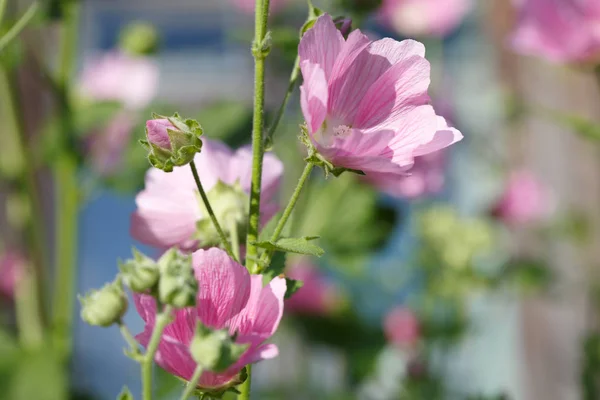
[253, 236, 325, 257]
[117, 386, 134, 400]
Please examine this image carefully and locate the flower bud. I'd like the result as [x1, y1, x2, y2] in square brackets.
[142, 113, 203, 172]
[119, 21, 159, 56]
[196, 181, 248, 246]
[119, 248, 160, 293]
[157, 249, 198, 308]
[80, 279, 128, 327]
[190, 322, 248, 372]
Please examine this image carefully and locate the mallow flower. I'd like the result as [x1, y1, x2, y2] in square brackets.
[285, 259, 341, 315]
[378, 0, 472, 37]
[492, 170, 550, 226]
[510, 0, 600, 64]
[299, 14, 462, 178]
[134, 248, 286, 392]
[384, 307, 420, 348]
[131, 139, 283, 250]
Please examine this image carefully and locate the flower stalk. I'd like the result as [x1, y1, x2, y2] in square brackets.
[179, 365, 204, 400]
[142, 305, 174, 400]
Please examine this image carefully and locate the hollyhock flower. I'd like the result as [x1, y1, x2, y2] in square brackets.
[131, 139, 283, 250]
[378, 0, 472, 37]
[87, 113, 136, 175]
[0, 251, 25, 298]
[510, 0, 600, 64]
[78, 51, 158, 109]
[232, 0, 288, 14]
[492, 170, 550, 225]
[299, 14, 462, 179]
[134, 248, 286, 391]
[285, 259, 340, 315]
[384, 307, 420, 347]
[365, 150, 445, 199]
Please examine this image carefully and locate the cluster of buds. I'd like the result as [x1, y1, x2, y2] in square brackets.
[142, 113, 203, 172]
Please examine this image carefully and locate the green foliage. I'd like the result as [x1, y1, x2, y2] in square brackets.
[254, 236, 325, 257]
[8, 350, 67, 400]
[284, 278, 304, 299]
[117, 387, 134, 400]
[73, 101, 124, 137]
[553, 112, 600, 142]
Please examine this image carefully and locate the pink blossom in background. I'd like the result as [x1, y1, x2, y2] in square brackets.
[510, 0, 600, 63]
[384, 307, 420, 347]
[131, 139, 283, 250]
[0, 251, 25, 298]
[299, 14, 462, 181]
[78, 51, 159, 109]
[365, 150, 446, 199]
[285, 259, 340, 315]
[135, 248, 286, 390]
[378, 0, 472, 37]
[232, 0, 288, 14]
[87, 113, 136, 175]
[492, 170, 550, 225]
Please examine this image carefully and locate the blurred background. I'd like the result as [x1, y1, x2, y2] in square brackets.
[2, 0, 600, 399]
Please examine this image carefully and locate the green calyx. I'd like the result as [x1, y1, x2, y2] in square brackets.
[79, 278, 128, 327]
[157, 249, 198, 308]
[119, 248, 160, 293]
[190, 322, 249, 373]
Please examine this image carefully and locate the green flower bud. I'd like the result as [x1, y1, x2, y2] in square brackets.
[142, 113, 203, 172]
[190, 322, 248, 372]
[157, 249, 198, 308]
[80, 279, 128, 327]
[119, 21, 160, 56]
[195, 181, 248, 246]
[119, 248, 160, 293]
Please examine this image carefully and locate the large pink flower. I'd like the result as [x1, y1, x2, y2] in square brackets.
[365, 151, 445, 199]
[134, 248, 286, 390]
[492, 170, 550, 226]
[0, 251, 24, 298]
[78, 51, 158, 109]
[285, 259, 340, 315]
[378, 0, 472, 37]
[131, 139, 283, 250]
[384, 307, 420, 347]
[299, 14, 462, 179]
[510, 0, 600, 63]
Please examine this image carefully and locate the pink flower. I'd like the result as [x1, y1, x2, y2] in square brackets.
[0, 251, 25, 298]
[232, 0, 288, 14]
[78, 51, 158, 109]
[87, 113, 136, 175]
[510, 0, 600, 64]
[131, 139, 283, 250]
[384, 307, 420, 347]
[285, 259, 340, 315]
[365, 151, 445, 199]
[378, 0, 472, 37]
[146, 119, 174, 150]
[299, 14, 462, 179]
[492, 170, 550, 225]
[134, 248, 286, 390]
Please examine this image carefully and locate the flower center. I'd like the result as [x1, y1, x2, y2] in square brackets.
[333, 124, 352, 138]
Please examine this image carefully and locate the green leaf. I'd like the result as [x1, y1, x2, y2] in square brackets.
[0, 329, 19, 371]
[117, 387, 134, 400]
[9, 350, 67, 400]
[263, 251, 286, 282]
[254, 236, 325, 257]
[284, 278, 304, 299]
[553, 112, 600, 141]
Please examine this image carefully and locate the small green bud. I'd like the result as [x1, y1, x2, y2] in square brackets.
[119, 248, 160, 292]
[142, 113, 203, 172]
[80, 279, 128, 327]
[157, 249, 198, 308]
[119, 21, 160, 56]
[190, 322, 249, 372]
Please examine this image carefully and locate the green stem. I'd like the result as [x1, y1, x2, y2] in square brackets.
[15, 268, 44, 349]
[230, 218, 241, 263]
[118, 321, 140, 355]
[256, 162, 314, 273]
[264, 56, 300, 147]
[245, 0, 271, 273]
[238, 365, 252, 400]
[0, 1, 39, 52]
[179, 365, 204, 400]
[51, 0, 80, 363]
[142, 305, 173, 400]
[189, 161, 236, 260]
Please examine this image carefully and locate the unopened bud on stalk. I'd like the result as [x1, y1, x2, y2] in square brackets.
[119, 21, 160, 56]
[80, 279, 128, 327]
[119, 248, 160, 293]
[190, 322, 249, 372]
[157, 249, 198, 308]
[141, 113, 203, 172]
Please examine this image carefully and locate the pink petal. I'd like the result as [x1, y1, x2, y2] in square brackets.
[300, 61, 329, 134]
[192, 248, 252, 329]
[194, 139, 236, 189]
[412, 116, 463, 157]
[245, 343, 279, 363]
[298, 14, 344, 80]
[133, 293, 157, 325]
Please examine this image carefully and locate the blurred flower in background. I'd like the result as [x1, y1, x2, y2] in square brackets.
[285, 258, 342, 315]
[232, 0, 290, 14]
[384, 307, 420, 348]
[0, 250, 24, 299]
[378, 0, 472, 37]
[510, 0, 600, 64]
[86, 114, 137, 176]
[492, 170, 550, 226]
